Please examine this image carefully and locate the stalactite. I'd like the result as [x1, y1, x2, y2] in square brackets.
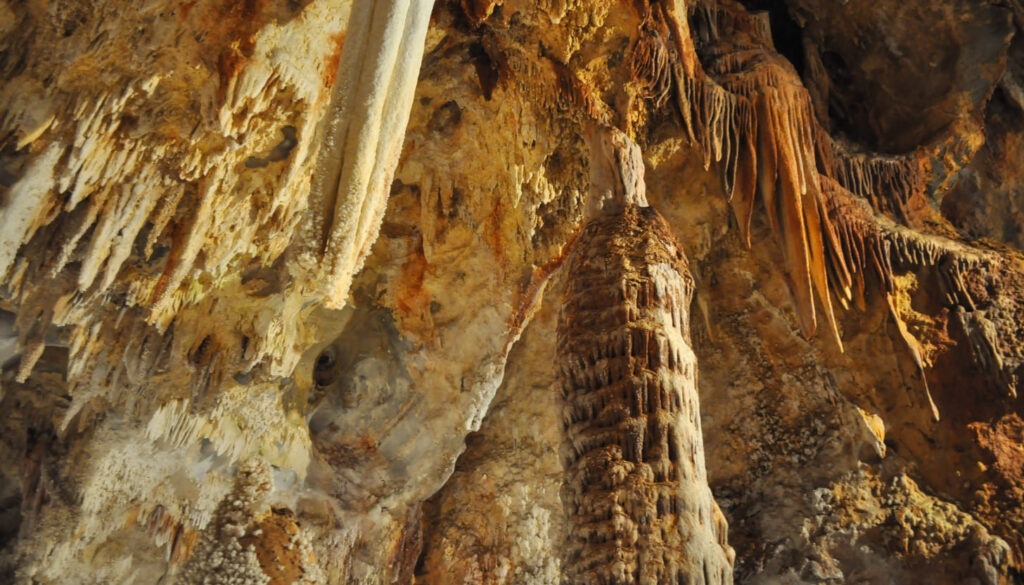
[819, 176, 1002, 416]
[818, 176, 987, 308]
[630, 21, 675, 110]
[645, 0, 959, 352]
[304, 0, 436, 310]
[0, 0, 437, 400]
[670, 0, 927, 220]
[656, 0, 842, 347]
[815, 129, 925, 223]
[591, 1, 937, 356]
[557, 126, 733, 584]
[637, 0, 1017, 413]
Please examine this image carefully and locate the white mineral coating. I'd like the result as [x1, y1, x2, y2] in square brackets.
[303, 0, 437, 310]
[0, 144, 63, 279]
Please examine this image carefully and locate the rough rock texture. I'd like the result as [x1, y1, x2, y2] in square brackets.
[556, 129, 733, 584]
[1, 0, 1024, 584]
[558, 203, 733, 584]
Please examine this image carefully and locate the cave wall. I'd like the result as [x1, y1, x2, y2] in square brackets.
[1, 0, 1023, 584]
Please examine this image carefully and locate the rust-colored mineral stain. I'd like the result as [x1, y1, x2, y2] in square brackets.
[388, 504, 423, 585]
[322, 30, 346, 89]
[484, 200, 505, 266]
[394, 249, 429, 317]
[202, 0, 274, 106]
[178, 0, 198, 22]
[357, 432, 379, 454]
[216, 40, 255, 106]
[973, 414, 1024, 488]
[389, 228, 442, 343]
[469, 40, 508, 100]
[460, 0, 503, 27]
[148, 215, 190, 305]
[507, 239, 573, 334]
[170, 526, 199, 565]
[970, 413, 1024, 564]
[239, 510, 307, 585]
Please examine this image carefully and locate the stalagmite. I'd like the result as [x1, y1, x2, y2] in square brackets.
[557, 126, 733, 584]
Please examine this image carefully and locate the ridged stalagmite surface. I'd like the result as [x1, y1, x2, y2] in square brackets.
[557, 128, 733, 584]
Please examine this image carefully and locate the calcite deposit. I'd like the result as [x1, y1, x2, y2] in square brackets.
[1, 0, 1023, 583]
[556, 127, 733, 584]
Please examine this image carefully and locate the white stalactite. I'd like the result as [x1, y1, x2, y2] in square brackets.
[305, 0, 437, 309]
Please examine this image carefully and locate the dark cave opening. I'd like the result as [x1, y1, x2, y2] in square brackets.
[736, 0, 806, 77]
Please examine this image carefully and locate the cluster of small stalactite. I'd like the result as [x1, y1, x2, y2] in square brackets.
[819, 176, 1010, 414]
[819, 177, 987, 312]
[624, 0, 950, 351]
[455, 0, 997, 409]
[676, 0, 927, 220]
[816, 134, 923, 223]
[557, 203, 733, 585]
[591, 0, 1024, 407]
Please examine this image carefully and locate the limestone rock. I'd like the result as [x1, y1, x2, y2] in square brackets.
[1, 0, 1023, 583]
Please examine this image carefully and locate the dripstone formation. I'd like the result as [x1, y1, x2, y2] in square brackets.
[557, 128, 733, 584]
[2, 0, 1023, 582]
